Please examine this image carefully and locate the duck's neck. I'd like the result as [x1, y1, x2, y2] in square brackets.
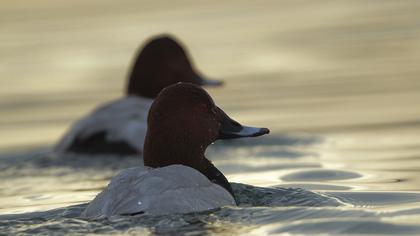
[126, 72, 158, 99]
[201, 160, 236, 199]
[143, 139, 207, 170]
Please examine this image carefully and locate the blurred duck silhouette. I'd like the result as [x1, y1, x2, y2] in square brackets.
[55, 35, 223, 155]
[82, 83, 269, 217]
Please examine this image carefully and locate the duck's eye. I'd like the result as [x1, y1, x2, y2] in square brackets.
[198, 103, 208, 112]
[210, 107, 218, 115]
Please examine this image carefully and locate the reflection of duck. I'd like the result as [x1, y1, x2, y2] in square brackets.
[55, 35, 222, 155]
[82, 83, 269, 217]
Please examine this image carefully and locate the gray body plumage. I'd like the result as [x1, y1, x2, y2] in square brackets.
[82, 165, 236, 218]
[55, 96, 153, 153]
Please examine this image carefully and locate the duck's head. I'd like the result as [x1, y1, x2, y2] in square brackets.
[143, 82, 269, 198]
[127, 35, 223, 98]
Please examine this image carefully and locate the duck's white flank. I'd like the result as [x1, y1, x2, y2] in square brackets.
[55, 96, 153, 153]
[82, 165, 236, 218]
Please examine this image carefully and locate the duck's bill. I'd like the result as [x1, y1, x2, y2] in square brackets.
[217, 107, 269, 139]
[196, 75, 224, 87]
[200, 78, 224, 86]
[220, 125, 270, 139]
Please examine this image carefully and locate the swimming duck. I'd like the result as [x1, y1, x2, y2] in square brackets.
[55, 35, 222, 155]
[82, 83, 269, 217]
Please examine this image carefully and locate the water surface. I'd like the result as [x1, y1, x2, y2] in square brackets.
[1, 0, 420, 235]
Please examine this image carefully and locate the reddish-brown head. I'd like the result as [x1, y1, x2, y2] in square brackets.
[143, 82, 269, 172]
[126, 35, 223, 98]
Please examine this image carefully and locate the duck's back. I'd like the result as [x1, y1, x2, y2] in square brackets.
[54, 96, 153, 155]
[82, 165, 236, 218]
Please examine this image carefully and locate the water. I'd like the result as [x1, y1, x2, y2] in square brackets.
[1, 0, 420, 235]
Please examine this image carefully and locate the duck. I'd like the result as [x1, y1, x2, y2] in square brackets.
[54, 35, 222, 155]
[81, 83, 269, 218]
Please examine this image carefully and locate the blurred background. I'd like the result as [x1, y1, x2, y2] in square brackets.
[2, 0, 419, 152]
[1, 0, 420, 234]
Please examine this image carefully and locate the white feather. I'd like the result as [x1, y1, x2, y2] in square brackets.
[55, 96, 153, 153]
[81, 165, 236, 218]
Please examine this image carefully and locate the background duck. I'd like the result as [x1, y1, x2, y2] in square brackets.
[54, 35, 223, 155]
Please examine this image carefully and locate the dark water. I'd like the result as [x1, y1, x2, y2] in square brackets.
[2, 134, 420, 235]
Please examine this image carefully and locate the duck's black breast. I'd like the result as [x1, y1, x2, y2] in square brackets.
[67, 131, 139, 155]
[203, 164, 236, 203]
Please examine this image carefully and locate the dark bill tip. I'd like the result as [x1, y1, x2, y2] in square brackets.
[254, 127, 270, 136]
